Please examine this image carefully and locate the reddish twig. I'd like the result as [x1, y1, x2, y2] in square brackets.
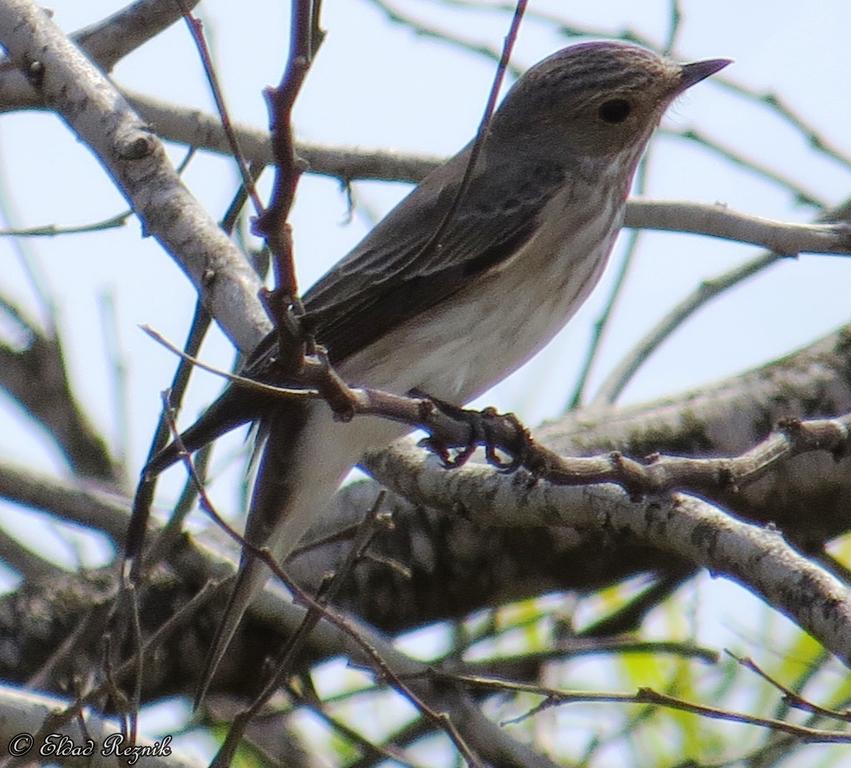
[253, 0, 324, 371]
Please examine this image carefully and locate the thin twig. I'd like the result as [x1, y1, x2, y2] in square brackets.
[292, 696, 425, 768]
[430, 0, 851, 173]
[98, 290, 130, 471]
[662, 126, 828, 209]
[127, 161, 264, 577]
[253, 0, 321, 304]
[712, 77, 851, 174]
[368, 0, 523, 79]
[728, 651, 851, 723]
[407, 0, 528, 265]
[176, 1, 262, 215]
[435, 670, 851, 742]
[162, 421, 484, 767]
[213, 492, 390, 765]
[6, 578, 222, 761]
[0, 210, 132, 237]
[662, 0, 682, 55]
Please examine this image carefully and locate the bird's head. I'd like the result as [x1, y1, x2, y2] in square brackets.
[488, 41, 729, 166]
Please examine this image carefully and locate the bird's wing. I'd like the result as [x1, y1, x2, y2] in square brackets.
[303, 149, 566, 363]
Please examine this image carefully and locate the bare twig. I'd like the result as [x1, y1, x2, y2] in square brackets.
[410, 0, 528, 266]
[212, 492, 393, 766]
[592, 251, 778, 404]
[0, 209, 132, 237]
[98, 291, 130, 470]
[253, 0, 322, 304]
[73, 0, 202, 73]
[624, 200, 851, 254]
[0, 685, 203, 768]
[728, 651, 851, 723]
[430, 0, 851, 173]
[662, 0, 682, 54]
[367, 0, 523, 79]
[176, 1, 262, 215]
[292, 697, 424, 768]
[127, 154, 264, 574]
[0, 580, 221, 767]
[157, 414, 486, 767]
[594, 187, 851, 402]
[436, 670, 851, 742]
[0, 0, 202, 105]
[662, 126, 828, 209]
[712, 78, 851, 174]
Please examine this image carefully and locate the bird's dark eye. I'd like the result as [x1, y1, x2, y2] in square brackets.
[598, 98, 632, 124]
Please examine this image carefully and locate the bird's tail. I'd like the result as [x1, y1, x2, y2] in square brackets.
[193, 401, 385, 706]
[193, 550, 271, 709]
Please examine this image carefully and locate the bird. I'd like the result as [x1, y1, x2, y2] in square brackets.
[140, 40, 729, 704]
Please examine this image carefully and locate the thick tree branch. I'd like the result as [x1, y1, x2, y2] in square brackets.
[2, 32, 850, 263]
[0, 527, 62, 581]
[0, 461, 132, 544]
[76, 0, 202, 72]
[0, 0, 268, 354]
[364, 441, 851, 666]
[145, 323, 851, 506]
[0, 299, 120, 482]
[2, 323, 851, 696]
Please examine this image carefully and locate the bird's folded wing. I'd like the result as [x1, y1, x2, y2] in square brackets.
[303, 149, 565, 364]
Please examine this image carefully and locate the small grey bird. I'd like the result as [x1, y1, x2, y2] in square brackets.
[144, 40, 729, 703]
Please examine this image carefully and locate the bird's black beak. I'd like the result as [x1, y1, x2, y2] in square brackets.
[678, 57, 732, 93]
